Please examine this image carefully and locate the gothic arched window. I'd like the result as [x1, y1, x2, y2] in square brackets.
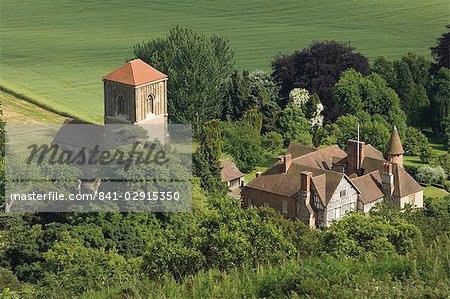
[147, 93, 154, 114]
[117, 95, 125, 115]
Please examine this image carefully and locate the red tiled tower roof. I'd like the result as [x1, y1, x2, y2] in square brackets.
[102, 59, 167, 86]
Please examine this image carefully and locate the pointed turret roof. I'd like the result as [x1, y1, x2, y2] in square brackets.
[102, 59, 167, 86]
[386, 126, 404, 155]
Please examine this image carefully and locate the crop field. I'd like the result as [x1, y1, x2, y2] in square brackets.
[0, 0, 448, 123]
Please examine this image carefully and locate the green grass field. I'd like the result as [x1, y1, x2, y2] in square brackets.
[0, 0, 448, 123]
[1, 91, 66, 124]
[424, 185, 449, 198]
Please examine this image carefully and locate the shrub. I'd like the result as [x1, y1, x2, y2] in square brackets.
[416, 165, 447, 185]
[402, 127, 429, 156]
[261, 132, 283, 153]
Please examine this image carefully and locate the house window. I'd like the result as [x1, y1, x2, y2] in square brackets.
[282, 201, 288, 214]
[117, 95, 125, 115]
[335, 207, 341, 219]
[264, 202, 269, 207]
[340, 190, 347, 197]
[312, 191, 323, 209]
[147, 93, 154, 114]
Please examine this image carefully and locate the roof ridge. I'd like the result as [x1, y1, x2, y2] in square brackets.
[291, 144, 341, 162]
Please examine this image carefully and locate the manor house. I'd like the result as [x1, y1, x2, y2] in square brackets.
[241, 127, 423, 228]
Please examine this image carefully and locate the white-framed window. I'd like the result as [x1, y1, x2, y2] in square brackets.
[340, 190, 347, 197]
[264, 202, 269, 207]
[335, 207, 341, 219]
[117, 95, 125, 115]
[282, 201, 288, 214]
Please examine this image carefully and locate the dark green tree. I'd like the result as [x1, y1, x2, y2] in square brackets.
[429, 67, 450, 133]
[193, 120, 227, 195]
[133, 26, 234, 132]
[272, 41, 370, 121]
[372, 56, 395, 86]
[431, 25, 450, 73]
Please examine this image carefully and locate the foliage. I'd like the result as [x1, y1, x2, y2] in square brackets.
[429, 67, 450, 134]
[289, 88, 324, 127]
[41, 232, 132, 296]
[323, 212, 422, 258]
[221, 120, 263, 172]
[134, 26, 234, 131]
[315, 114, 391, 151]
[272, 41, 370, 121]
[430, 24, 450, 73]
[261, 132, 283, 154]
[402, 127, 430, 156]
[334, 69, 407, 130]
[416, 165, 447, 185]
[193, 120, 227, 195]
[373, 53, 431, 128]
[223, 70, 281, 133]
[275, 103, 312, 146]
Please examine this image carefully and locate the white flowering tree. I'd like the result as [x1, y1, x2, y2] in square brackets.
[289, 88, 324, 128]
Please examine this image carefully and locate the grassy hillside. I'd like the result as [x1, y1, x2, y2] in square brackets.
[1, 91, 66, 124]
[0, 0, 448, 122]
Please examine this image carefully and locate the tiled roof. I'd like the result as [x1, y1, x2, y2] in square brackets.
[386, 126, 404, 155]
[244, 158, 351, 205]
[220, 159, 243, 182]
[244, 141, 422, 206]
[287, 143, 317, 158]
[103, 59, 167, 86]
[360, 157, 422, 198]
[351, 171, 385, 204]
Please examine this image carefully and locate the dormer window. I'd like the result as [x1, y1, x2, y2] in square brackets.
[117, 95, 125, 115]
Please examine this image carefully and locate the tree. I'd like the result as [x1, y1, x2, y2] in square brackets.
[272, 41, 370, 121]
[221, 121, 263, 172]
[42, 232, 131, 296]
[372, 53, 432, 128]
[408, 84, 430, 128]
[193, 120, 227, 195]
[393, 60, 415, 110]
[431, 25, 450, 73]
[324, 213, 421, 257]
[416, 165, 447, 185]
[276, 103, 312, 146]
[261, 132, 283, 154]
[133, 26, 234, 131]
[402, 127, 430, 156]
[334, 69, 406, 130]
[429, 67, 450, 133]
[241, 109, 262, 135]
[222, 70, 253, 121]
[372, 56, 395, 86]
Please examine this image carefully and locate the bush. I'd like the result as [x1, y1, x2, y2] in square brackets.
[261, 132, 283, 153]
[416, 165, 447, 185]
[402, 127, 430, 156]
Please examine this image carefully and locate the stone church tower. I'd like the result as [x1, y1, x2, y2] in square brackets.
[102, 59, 168, 128]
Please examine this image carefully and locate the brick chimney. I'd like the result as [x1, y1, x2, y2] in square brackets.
[283, 153, 292, 173]
[300, 171, 315, 228]
[347, 140, 366, 175]
[382, 162, 394, 197]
